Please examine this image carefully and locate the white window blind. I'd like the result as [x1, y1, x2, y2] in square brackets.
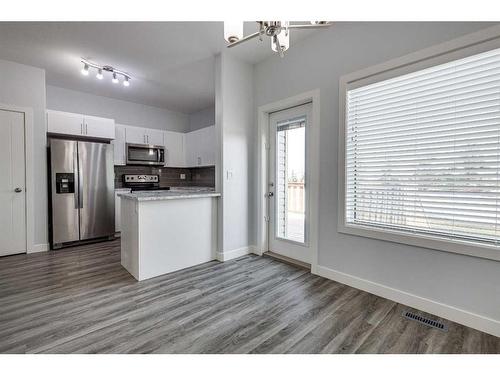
[346, 47, 500, 247]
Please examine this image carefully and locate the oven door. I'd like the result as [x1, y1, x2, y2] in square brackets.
[126, 143, 165, 166]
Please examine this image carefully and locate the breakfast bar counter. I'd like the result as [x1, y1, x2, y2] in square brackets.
[119, 190, 221, 281]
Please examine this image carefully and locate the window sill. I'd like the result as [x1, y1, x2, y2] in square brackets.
[337, 222, 500, 262]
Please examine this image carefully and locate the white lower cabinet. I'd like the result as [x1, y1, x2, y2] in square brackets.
[115, 189, 131, 233]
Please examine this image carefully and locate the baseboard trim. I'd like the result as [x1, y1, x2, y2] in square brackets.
[29, 243, 49, 253]
[216, 246, 259, 262]
[314, 265, 500, 338]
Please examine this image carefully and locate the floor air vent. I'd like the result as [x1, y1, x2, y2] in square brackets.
[402, 311, 448, 332]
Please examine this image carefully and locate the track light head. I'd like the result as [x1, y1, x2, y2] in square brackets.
[123, 76, 130, 87]
[81, 63, 89, 76]
[112, 72, 119, 84]
[96, 68, 103, 80]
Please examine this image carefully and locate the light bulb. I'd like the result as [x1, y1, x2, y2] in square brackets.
[224, 21, 243, 43]
[81, 63, 89, 76]
[112, 72, 119, 84]
[271, 23, 290, 53]
[123, 76, 130, 87]
[96, 68, 103, 80]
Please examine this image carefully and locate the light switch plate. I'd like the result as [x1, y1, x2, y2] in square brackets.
[180, 173, 186, 180]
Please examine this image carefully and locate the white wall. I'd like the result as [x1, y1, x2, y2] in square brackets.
[216, 53, 254, 256]
[189, 106, 215, 132]
[254, 23, 500, 325]
[0, 59, 47, 247]
[47, 85, 189, 132]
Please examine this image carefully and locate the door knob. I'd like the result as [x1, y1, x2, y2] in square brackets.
[267, 192, 274, 197]
[14, 187, 22, 193]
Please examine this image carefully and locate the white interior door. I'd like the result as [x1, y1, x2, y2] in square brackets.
[0, 109, 26, 256]
[268, 103, 312, 264]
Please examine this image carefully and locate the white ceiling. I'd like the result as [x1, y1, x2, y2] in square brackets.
[0, 22, 320, 113]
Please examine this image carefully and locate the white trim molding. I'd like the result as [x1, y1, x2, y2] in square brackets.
[216, 246, 259, 262]
[314, 265, 500, 338]
[338, 25, 500, 262]
[257, 89, 320, 272]
[0, 102, 35, 255]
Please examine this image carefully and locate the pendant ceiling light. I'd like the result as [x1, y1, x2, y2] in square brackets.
[224, 21, 331, 58]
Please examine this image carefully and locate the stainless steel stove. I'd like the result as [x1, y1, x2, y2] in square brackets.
[122, 174, 171, 192]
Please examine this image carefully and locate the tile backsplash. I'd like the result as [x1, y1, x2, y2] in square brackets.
[114, 165, 215, 188]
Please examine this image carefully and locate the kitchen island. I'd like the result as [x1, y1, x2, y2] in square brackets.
[119, 190, 221, 281]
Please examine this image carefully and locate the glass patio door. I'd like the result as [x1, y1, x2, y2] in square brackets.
[268, 103, 312, 264]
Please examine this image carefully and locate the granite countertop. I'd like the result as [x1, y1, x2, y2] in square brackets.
[118, 190, 221, 201]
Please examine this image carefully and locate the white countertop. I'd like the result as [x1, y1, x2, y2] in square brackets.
[118, 190, 221, 201]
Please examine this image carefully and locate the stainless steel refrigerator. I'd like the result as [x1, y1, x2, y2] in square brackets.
[49, 138, 115, 249]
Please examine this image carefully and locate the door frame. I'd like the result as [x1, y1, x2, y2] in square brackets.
[0, 102, 35, 254]
[256, 90, 320, 273]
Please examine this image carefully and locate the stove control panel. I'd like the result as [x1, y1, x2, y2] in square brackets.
[123, 174, 159, 183]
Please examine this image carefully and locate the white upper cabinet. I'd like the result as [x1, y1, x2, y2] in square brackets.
[146, 129, 164, 146]
[111, 123, 215, 168]
[125, 126, 147, 144]
[186, 125, 215, 167]
[164, 131, 186, 167]
[113, 124, 127, 165]
[47, 110, 83, 136]
[47, 110, 115, 139]
[84, 115, 115, 139]
[124, 126, 165, 146]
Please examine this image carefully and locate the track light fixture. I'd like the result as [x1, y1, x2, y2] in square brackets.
[80, 58, 131, 87]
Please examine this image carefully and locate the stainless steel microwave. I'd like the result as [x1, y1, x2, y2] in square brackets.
[126, 143, 165, 166]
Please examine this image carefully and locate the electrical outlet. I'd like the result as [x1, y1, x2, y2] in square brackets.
[180, 173, 186, 180]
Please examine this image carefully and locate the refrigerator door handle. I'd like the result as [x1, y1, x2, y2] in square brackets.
[78, 146, 84, 209]
[74, 146, 80, 209]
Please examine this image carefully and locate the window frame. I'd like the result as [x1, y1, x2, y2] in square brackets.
[338, 26, 500, 262]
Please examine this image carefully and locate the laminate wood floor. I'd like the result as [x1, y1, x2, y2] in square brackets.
[0, 240, 499, 354]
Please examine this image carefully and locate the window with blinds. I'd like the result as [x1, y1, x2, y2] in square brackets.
[345, 47, 500, 247]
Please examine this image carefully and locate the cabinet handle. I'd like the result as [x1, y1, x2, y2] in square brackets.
[81, 123, 83, 134]
[85, 123, 88, 134]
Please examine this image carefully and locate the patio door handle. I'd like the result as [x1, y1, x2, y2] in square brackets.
[267, 192, 274, 197]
